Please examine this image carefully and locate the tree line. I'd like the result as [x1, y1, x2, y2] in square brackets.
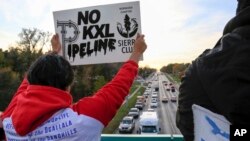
[0, 28, 155, 111]
[160, 63, 190, 82]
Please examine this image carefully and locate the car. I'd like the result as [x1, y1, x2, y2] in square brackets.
[147, 108, 155, 112]
[171, 96, 177, 102]
[145, 88, 151, 92]
[144, 89, 151, 95]
[150, 101, 158, 108]
[161, 96, 169, 103]
[151, 98, 157, 103]
[137, 96, 146, 103]
[166, 86, 170, 91]
[135, 102, 144, 110]
[154, 87, 159, 92]
[152, 91, 158, 95]
[171, 86, 176, 92]
[128, 108, 139, 118]
[151, 93, 158, 98]
[151, 94, 158, 101]
[171, 88, 176, 92]
[119, 116, 135, 133]
[143, 92, 149, 98]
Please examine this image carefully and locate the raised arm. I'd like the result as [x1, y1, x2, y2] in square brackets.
[129, 34, 147, 63]
[72, 34, 147, 126]
[50, 34, 61, 54]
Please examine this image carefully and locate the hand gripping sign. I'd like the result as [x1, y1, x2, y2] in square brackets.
[53, 1, 141, 65]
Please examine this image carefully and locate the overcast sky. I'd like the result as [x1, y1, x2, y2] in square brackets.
[0, 0, 237, 69]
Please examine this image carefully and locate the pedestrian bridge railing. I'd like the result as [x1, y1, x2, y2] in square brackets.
[101, 134, 184, 141]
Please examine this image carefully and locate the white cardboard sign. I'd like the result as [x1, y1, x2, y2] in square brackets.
[53, 1, 141, 65]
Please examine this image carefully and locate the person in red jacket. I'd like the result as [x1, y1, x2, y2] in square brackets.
[0, 33, 147, 141]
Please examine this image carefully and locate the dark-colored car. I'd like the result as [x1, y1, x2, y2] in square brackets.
[171, 86, 175, 92]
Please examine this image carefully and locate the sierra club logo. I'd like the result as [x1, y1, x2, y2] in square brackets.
[117, 14, 138, 38]
[117, 14, 138, 54]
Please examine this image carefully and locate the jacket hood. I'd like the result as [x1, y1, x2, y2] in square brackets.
[237, 0, 250, 13]
[223, 6, 250, 35]
[11, 85, 72, 136]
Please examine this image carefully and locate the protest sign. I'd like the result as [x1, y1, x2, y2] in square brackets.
[53, 1, 141, 65]
[192, 104, 230, 141]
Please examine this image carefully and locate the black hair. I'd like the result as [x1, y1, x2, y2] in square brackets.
[27, 54, 74, 91]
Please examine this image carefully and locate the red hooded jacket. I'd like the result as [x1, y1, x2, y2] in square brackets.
[1, 60, 138, 141]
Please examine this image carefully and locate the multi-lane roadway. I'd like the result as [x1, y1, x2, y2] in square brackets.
[117, 73, 182, 135]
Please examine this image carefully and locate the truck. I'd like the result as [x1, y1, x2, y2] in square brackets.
[138, 111, 161, 134]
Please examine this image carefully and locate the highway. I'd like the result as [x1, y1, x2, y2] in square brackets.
[117, 73, 181, 135]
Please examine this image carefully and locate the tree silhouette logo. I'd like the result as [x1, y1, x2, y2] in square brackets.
[117, 14, 138, 38]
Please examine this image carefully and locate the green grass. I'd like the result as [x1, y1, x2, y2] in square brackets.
[128, 82, 140, 95]
[129, 86, 137, 95]
[102, 87, 145, 134]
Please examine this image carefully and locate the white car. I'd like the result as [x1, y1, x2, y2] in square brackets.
[119, 116, 135, 133]
[171, 96, 177, 102]
[135, 102, 144, 110]
[152, 91, 158, 95]
[151, 94, 158, 98]
[151, 94, 158, 102]
[128, 108, 139, 118]
[166, 86, 170, 91]
[143, 92, 150, 98]
[147, 108, 155, 112]
[161, 96, 169, 103]
[150, 101, 158, 108]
